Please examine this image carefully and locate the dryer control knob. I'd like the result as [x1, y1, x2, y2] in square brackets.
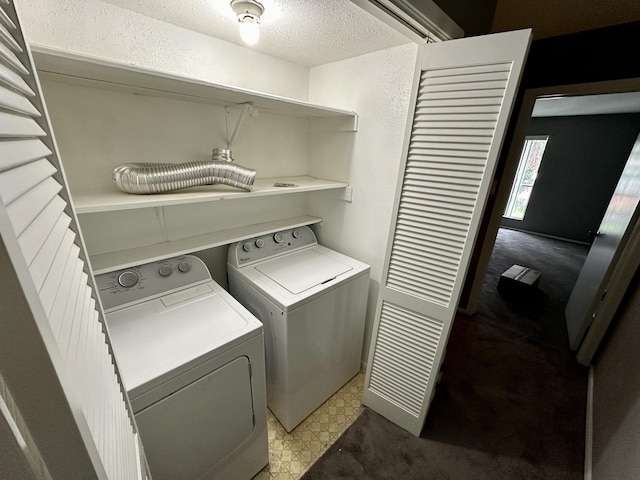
[273, 232, 284, 244]
[292, 230, 301, 239]
[178, 261, 191, 273]
[255, 239, 265, 248]
[243, 242, 253, 252]
[158, 265, 172, 277]
[118, 271, 139, 288]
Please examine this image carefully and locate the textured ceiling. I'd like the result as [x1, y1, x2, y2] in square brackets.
[100, 0, 411, 67]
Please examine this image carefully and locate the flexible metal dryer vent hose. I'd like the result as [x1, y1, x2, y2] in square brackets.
[111, 150, 256, 194]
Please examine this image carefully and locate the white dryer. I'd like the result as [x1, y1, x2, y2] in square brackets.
[227, 226, 370, 432]
[96, 255, 268, 480]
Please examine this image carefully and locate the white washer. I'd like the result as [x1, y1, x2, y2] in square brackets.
[96, 255, 268, 480]
[227, 226, 370, 432]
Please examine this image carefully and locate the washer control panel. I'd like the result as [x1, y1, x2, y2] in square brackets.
[230, 226, 317, 267]
[96, 255, 211, 311]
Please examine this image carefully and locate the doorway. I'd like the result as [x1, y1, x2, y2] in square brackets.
[463, 80, 640, 356]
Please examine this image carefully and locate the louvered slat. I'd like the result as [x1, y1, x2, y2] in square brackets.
[0, 60, 33, 95]
[40, 230, 75, 313]
[0, 5, 17, 29]
[0, 138, 52, 171]
[0, 158, 55, 204]
[18, 196, 66, 264]
[29, 212, 72, 290]
[0, 20, 21, 52]
[6, 177, 62, 235]
[0, 3, 141, 477]
[386, 62, 512, 307]
[48, 243, 80, 338]
[368, 302, 444, 417]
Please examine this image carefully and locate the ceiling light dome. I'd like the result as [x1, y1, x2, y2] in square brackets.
[230, 0, 264, 46]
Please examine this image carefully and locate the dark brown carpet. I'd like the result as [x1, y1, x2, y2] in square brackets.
[302, 228, 590, 480]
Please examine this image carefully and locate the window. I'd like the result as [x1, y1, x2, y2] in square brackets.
[503, 135, 549, 220]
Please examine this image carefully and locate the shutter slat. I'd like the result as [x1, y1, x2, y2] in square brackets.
[0, 6, 16, 29]
[417, 104, 502, 115]
[419, 80, 509, 94]
[48, 244, 81, 338]
[423, 63, 512, 78]
[0, 82, 40, 115]
[0, 60, 34, 95]
[28, 212, 72, 290]
[412, 127, 495, 137]
[0, 110, 46, 137]
[0, 40, 29, 74]
[0, 139, 52, 172]
[411, 134, 492, 144]
[0, 158, 56, 204]
[414, 112, 499, 122]
[6, 176, 62, 235]
[61, 280, 89, 362]
[0, 20, 22, 52]
[418, 88, 506, 101]
[422, 70, 510, 87]
[56, 259, 85, 344]
[18, 195, 66, 264]
[417, 96, 504, 107]
[409, 141, 491, 152]
[40, 229, 75, 314]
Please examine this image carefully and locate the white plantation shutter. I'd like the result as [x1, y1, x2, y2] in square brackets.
[0, 2, 143, 478]
[363, 30, 531, 436]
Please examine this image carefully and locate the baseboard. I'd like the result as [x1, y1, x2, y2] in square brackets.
[500, 226, 591, 246]
[584, 365, 594, 480]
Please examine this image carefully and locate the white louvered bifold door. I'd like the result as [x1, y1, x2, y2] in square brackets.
[0, 2, 143, 478]
[363, 30, 531, 436]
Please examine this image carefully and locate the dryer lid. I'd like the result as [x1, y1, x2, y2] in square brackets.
[255, 249, 352, 294]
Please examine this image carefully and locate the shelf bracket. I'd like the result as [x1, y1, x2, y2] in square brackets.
[226, 103, 258, 149]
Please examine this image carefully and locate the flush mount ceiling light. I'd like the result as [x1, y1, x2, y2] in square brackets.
[230, 0, 264, 46]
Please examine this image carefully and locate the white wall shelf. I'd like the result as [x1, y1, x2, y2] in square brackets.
[31, 46, 354, 275]
[89, 215, 323, 275]
[73, 176, 348, 214]
[31, 45, 358, 123]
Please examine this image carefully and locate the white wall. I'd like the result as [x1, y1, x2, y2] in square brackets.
[16, 0, 419, 367]
[15, 0, 309, 100]
[308, 43, 419, 364]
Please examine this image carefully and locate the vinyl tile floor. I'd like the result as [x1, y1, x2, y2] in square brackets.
[253, 372, 365, 480]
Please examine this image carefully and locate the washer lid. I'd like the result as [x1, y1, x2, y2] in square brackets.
[255, 249, 352, 294]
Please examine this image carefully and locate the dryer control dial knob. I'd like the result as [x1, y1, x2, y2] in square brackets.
[118, 271, 139, 288]
[178, 261, 191, 273]
[243, 242, 253, 252]
[255, 239, 265, 248]
[273, 232, 284, 244]
[292, 230, 301, 239]
[158, 266, 172, 277]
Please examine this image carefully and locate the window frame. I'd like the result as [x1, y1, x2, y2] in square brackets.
[503, 135, 549, 220]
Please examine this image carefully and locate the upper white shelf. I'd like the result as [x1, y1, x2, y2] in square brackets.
[72, 176, 348, 214]
[31, 45, 358, 120]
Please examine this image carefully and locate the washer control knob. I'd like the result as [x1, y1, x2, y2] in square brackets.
[255, 239, 265, 248]
[242, 242, 253, 252]
[118, 271, 139, 288]
[158, 265, 172, 277]
[273, 232, 284, 244]
[292, 230, 301, 239]
[178, 261, 191, 273]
